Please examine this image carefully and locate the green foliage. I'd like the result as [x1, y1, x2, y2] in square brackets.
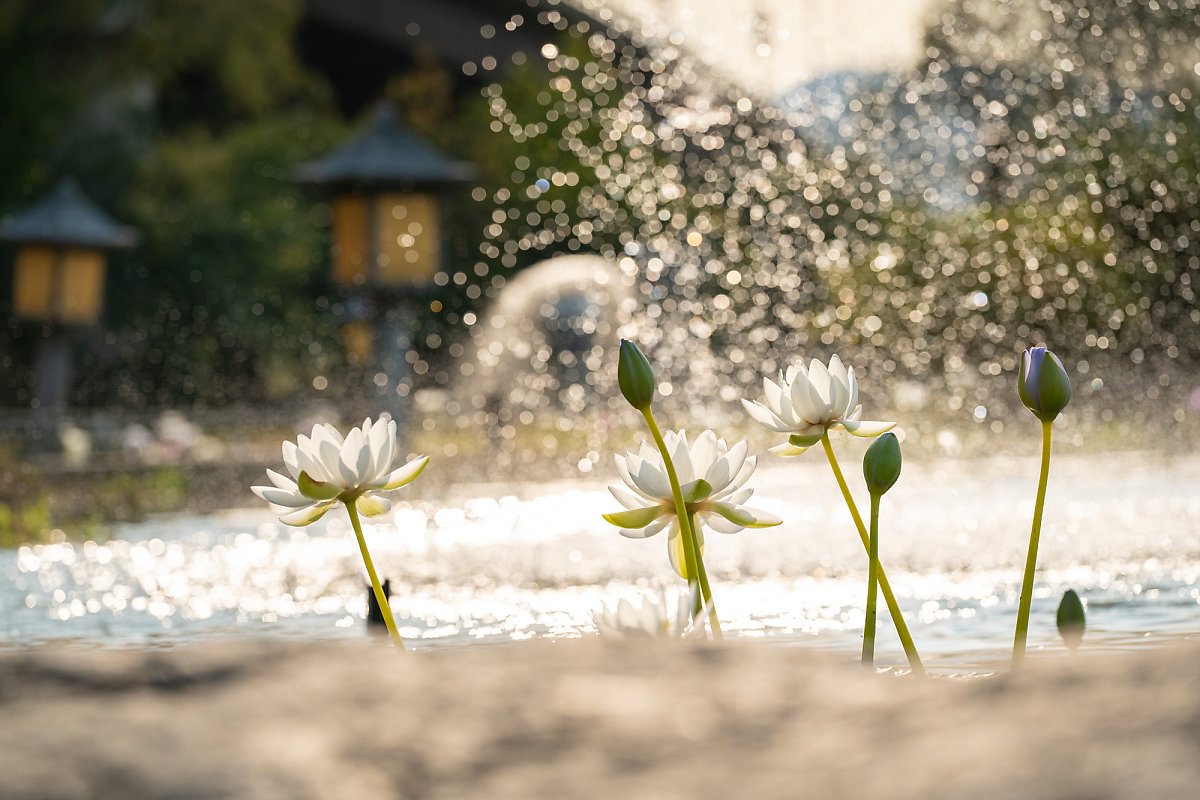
[88, 111, 346, 405]
[0, 496, 52, 549]
[872, 0, 1200, 372]
[0, 0, 345, 407]
[0, 465, 190, 547]
[88, 467, 187, 519]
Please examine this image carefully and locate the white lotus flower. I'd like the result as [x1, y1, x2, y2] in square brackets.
[603, 429, 781, 577]
[593, 587, 708, 641]
[742, 354, 895, 457]
[252, 418, 429, 526]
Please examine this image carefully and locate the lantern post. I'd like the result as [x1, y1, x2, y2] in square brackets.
[297, 103, 473, 426]
[0, 178, 136, 420]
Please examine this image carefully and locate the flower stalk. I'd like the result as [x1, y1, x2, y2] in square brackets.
[1013, 420, 1053, 666]
[346, 499, 404, 650]
[863, 493, 880, 666]
[820, 434, 924, 675]
[860, 432, 901, 668]
[641, 408, 723, 640]
[1012, 346, 1069, 667]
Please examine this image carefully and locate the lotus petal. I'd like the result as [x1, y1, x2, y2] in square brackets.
[251, 485, 310, 508]
[768, 441, 811, 457]
[710, 503, 782, 528]
[265, 469, 296, 491]
[689, 430, 719, 477]
[603, 505, 665, 529]
[701, 511, 745, 534]
[633, 456, 671, 499]
[843, 420, 897, 437]
[279, 500, 336, 527]
[379, 455, 430, 490]
[281, 441, 302, 480]
[339, 428, 370, 486]
[668, 431, 694, 484]
[298, 471, 340, 501]
[356, 493, 392, 517]
[615, 455, 656, 501]
[742, 399, 791, 432]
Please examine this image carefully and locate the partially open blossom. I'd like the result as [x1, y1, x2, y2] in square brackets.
[252, 418, 429, 526]
[1018, 346, 1071, 423]
[742, 355, 895, 457]
[593, 587, 707, 640]
[603, 430, 781, 577]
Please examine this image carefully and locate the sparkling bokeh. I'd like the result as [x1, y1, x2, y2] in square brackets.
[421, 0, 1200, 469]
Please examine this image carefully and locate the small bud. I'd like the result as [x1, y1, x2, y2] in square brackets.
[617, 339, 656, 411]
[862, 432, 902, 496]
[1056, 589, 1086, 651]
[1018, 346, 1071, 423]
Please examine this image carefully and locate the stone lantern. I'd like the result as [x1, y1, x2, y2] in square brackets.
[0, 178, 136, 413]
[298, 103, 474, 397]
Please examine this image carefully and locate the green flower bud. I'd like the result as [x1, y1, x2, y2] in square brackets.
[1018, 346, 1071, 423]
[862, 432, 902, 496]
[617, 339, 656, 411]
[1056, 588, 1086, 651]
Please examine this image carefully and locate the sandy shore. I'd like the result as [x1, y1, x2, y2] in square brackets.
[0, 639, 1196, 799]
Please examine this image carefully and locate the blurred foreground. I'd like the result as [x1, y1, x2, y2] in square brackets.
[0, 638, 1196, 798]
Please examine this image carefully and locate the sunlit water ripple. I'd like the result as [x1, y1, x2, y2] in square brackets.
[3, 451, 1198, 673]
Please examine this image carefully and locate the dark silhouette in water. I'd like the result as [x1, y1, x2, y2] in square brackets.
[366, 579, 393, 633]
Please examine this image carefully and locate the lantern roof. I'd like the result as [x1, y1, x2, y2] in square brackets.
[297, 103, 475, 190]
[0, 178, 137, 249]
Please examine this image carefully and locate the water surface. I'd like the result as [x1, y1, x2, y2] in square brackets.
[3, 451, 1198, 674]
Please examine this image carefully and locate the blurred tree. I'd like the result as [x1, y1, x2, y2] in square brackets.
[0, 0, 346, 407]
[828, 0, 1200, 390]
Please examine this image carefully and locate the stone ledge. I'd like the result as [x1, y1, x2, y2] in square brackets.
[0, 640, 1196, 799]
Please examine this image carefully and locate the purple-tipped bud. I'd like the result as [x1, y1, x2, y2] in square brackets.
[1017, 346, 1071, 423]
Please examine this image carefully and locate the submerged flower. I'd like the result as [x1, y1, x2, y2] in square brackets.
[1018, 346, 1071, 423]
[742, 355, 895, 457]
[252, 418, 429, 526]
[593, 587, 707, 640]
[603, 429, 781, 577]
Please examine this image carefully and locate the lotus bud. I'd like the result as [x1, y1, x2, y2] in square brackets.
[862, 432, 902, 496]
[1056, 588, 1086, 651]
[1018, 346, 1071, 423]
[618, 339, 656, 411]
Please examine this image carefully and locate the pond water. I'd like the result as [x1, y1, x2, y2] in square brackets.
[3, 449, 1197, 674]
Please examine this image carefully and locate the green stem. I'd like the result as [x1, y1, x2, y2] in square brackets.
[641, 409, 724, 641]
[346, 500, 405, 651]
[1013, 421, 1053, 667]
[862, 493, 880, 667]
[821, 434, 924, 676]
[689, 512, 723, 639]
